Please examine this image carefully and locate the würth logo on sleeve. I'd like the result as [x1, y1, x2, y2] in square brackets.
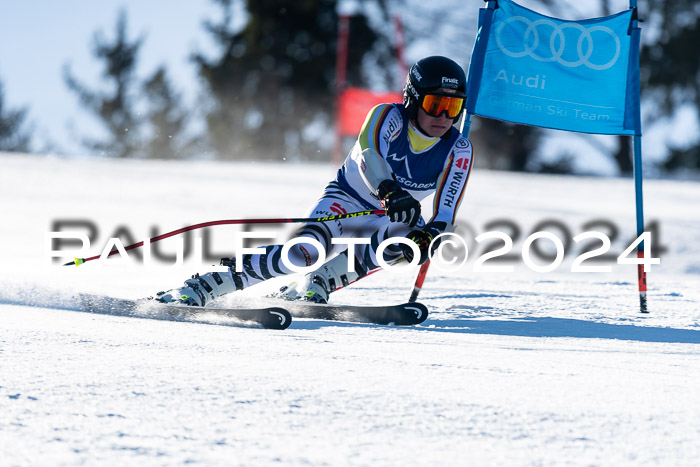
[455, 158, 470, 170]
[442, 171, 464, 208]
[330, 202, 347, 215]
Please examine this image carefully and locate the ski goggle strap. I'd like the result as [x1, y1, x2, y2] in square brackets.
[421, 94, 465, 119]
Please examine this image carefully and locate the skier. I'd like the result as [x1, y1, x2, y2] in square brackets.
[156, 55, 474, 306]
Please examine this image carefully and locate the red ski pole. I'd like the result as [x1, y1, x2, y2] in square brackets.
[408, 261, 430, 302]
[64, 210, 385, 266]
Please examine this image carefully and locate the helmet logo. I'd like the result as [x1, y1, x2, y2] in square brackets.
[412, 68, 423, 81]
[442, 76, 459, 88]
[407, 82, 419, 100]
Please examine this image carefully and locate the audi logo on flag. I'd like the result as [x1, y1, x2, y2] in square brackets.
[495, 16, 621, 70]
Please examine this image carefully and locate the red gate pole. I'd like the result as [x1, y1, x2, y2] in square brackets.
[334, 14, 351, 165]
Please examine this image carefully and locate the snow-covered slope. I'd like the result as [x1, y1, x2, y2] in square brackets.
[1, 152, 699, 465]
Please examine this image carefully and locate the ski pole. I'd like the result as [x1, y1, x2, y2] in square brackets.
[342, 255, 427, 303]
[407, 111, 474, 303]
[64, 210, 385, 266]
[408, 260, 430, 302]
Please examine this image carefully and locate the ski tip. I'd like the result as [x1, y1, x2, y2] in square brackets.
[264, 307, 293, 330]
[403, 302, 429, 325]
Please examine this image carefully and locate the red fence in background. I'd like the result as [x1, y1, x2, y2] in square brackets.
[333, 14, 406, 163]
[337, 87, 403, 137]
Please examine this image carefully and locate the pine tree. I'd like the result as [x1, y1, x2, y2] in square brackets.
[142, 67, 201, 159]
[638, 0, 700, 172]
[192, 0, 392, 161]
[64, 10, 143, 158]
[0, 80, 32, 152]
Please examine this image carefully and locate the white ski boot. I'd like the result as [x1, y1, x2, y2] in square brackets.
[278, 251, 363, 304]
[155, 259, 251, 306]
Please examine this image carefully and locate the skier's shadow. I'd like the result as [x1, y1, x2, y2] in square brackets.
[291, 315, 700, 344]
[421, 316, 700, 344]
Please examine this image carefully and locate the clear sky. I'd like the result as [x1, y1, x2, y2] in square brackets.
[0, 1, 226, 155]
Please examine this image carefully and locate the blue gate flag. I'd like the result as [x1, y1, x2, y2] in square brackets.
[466, 0, 641, 136]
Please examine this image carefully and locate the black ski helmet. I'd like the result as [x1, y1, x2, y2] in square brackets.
[403, 56, 467, 121]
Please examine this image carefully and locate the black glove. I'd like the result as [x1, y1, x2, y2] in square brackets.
[399, 221, 448, 265]
[378, 179, 421, 228]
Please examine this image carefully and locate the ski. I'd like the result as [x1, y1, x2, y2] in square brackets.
[65, 293, 425, 328]
[279, 300, 429, 326]
[76, 293, 292, 330]
[162, 303, 292, 330]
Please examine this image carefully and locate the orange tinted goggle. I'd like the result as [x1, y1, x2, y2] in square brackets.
[421, 94, 465, 118]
